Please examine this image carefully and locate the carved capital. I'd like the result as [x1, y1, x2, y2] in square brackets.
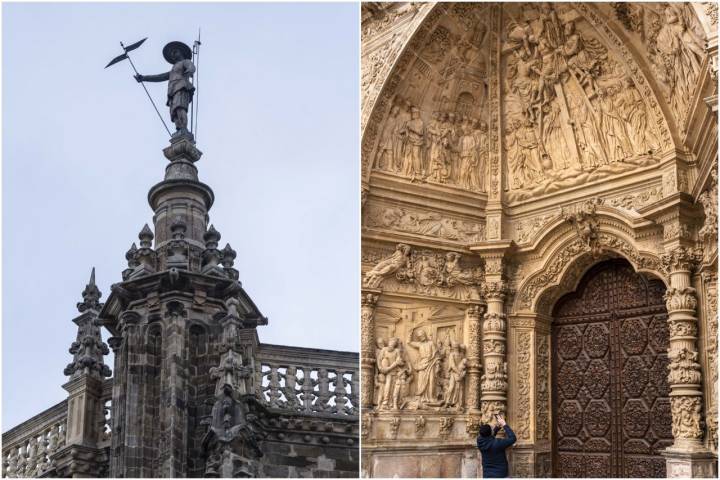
[664, 287, 698, 312]
[661, 247, 704, 274]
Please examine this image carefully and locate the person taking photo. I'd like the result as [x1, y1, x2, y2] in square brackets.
[476, 413, 516, 478]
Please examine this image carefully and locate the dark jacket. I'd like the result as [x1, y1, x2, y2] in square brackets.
[476, 424, 517, 478]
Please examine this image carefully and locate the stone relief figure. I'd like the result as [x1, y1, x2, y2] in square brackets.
[499, 4, 668, 201]
[401, 107, 426, 181]
[313, 368, 332, 412]
[376, 105, 402, 172]
[372, 330, 468, 413]
[442, 342, 467, 409]
[374, 337, 387, 406]
[616, 77, 657, 155]
[210, 351, 252, 398]
[427, 112, 451, 183]
[671, 396, 703, 439]
[458, 124, 482, 191]
[364, 243, 412, 288]
[377, 338, 410, 410]
[406, 328, 442, 407]
[652, 5, 705, 116]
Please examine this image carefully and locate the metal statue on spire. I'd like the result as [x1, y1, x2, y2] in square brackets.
[134, 42, 196, 136]
[106, 37, 201, 139]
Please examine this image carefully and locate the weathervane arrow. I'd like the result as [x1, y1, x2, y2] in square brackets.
[104, 37, 147, 68]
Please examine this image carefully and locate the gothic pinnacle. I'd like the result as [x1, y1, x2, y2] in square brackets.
[77, 267, 103, 312]
[138, 223, 154, 248]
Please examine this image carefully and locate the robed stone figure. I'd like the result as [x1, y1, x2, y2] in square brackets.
[135, 41, 195, 134]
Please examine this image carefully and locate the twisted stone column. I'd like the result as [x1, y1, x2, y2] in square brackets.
[465, 304, 484, 413]
[481, 281, 508, 423]
[361, 291, 379, 409]
[662, 247, 716, 477]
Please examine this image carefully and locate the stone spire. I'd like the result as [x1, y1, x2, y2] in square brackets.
[64, 268, 111, 381]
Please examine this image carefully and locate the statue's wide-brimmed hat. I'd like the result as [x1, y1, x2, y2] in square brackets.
[162, 41, 192, 64]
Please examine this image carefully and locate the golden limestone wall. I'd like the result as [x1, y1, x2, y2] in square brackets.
[361, 2, 718, 478]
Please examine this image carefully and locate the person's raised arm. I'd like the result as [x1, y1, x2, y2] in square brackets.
[135, 71, 170, 83]
[494, 415, 517, 448]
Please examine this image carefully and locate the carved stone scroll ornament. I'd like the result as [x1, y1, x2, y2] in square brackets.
[363, 244, 484, 300]
[518, 232, 665, 312]
[515, 332, 532, 441]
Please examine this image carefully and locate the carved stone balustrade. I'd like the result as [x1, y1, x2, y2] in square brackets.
[256, 345, 359, 419]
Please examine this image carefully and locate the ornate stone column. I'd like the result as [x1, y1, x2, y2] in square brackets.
[464, 303, 484, 414]
[661, 247, 717, 477]
[481, 280, 508, 423]
[471, 243, 512, 424]
[361, 291, 380, 410]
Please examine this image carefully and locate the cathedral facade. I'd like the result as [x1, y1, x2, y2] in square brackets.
[2, 135, 359, 477]
[361, 2, 718, 478]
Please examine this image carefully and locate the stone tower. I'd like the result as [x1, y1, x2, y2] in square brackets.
[96, 132, 359, 478]
[0, 130, 358, 478]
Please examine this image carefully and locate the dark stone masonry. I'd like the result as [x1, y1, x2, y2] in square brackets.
[2, 132, 359, 478]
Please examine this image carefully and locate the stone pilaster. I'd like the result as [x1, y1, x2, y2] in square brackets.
[360, 291, 380, 410]
[464, 303, 484, 414]
[661, 247, 717, 477]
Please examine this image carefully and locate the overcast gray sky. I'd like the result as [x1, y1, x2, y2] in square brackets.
[3, 2, 359, 430]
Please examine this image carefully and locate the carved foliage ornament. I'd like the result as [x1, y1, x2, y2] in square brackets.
[664, 287, 698, 313]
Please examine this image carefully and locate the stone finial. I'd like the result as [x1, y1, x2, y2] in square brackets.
[204, 225, 221, 249]
[221, 244, 237, 268]
[77, 268, 103, 312]
[65, 271, 112, 380]
[138, 223, 154, 248]
[170, 217, 187, 240]
[125, 243, 138, 266]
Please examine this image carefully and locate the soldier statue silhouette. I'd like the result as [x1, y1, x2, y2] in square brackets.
[134, 42, 196, 136]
